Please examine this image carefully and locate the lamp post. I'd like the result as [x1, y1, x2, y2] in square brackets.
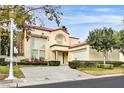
[6, 8, 15, 80]
[6, 18, 15, 79]
[0, 19, 15, 80]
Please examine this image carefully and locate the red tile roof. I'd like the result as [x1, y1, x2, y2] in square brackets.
[70, 42, 88, 48]
[25, 25, 69, 34]
[69, 36, 79, 39]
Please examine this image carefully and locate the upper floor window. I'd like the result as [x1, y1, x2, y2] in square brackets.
[32, 37, 46, 49]
[55, 34, 66, 45]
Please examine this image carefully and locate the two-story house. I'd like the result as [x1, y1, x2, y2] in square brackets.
[19, 25, 123, 65]
[23, 25, 81, 65]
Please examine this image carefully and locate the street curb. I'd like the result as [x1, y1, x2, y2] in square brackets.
[91, 74, 124, 79]
[10, 74, 124, 88]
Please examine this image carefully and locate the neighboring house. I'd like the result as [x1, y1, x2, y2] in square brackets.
[1, 25, 124, 64]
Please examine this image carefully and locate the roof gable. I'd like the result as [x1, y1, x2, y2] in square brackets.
[25, 25, 69, 34]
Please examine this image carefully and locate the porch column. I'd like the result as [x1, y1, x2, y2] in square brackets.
[55, 51, 58, 61]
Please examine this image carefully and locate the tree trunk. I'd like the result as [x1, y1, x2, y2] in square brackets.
[103, 50, 107, 64]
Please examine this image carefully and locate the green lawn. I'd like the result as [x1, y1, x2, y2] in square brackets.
[0, 66, 24, 80]
[77, 67, 124, 76]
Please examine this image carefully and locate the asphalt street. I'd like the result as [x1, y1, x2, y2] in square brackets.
[20, 75, 124, 88]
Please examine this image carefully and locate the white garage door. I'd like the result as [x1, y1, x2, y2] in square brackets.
[72, 49, 87, 60]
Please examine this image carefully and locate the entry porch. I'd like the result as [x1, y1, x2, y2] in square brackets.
[53, 51, 68, 65]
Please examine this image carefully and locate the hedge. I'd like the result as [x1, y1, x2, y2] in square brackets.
[18, 60, 61, 66]
[96, 64, 114, 69]
[69, 61, 98, 69]
[68, 60, 124, 69]
[18, 58, 48, 65]
[121, 64, 124, 68]
[17, 61, 48, 65]
[48, 61, 60, 66]
[68, 61, 81, 69]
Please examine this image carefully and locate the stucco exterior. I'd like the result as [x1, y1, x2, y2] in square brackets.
[23, 25, 73, 65]
[16, 25, 124, 65]
[69, 43, 120, 62]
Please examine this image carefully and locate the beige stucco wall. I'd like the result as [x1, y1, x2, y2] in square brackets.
[50, 46, 69, 51]
[23, 26, 121, 64]
[69, 37, 80, 46]
[89, 46, 119, 61]
[68, 45, 89, 61]
[119, 53, 124, 62]
[49, 30, 69, 46]
[24, 28, 71, 63]
[64, 52, 68, 64]
[69, 45, 120, 62]
[48, 30, 70, 61]
[31, 29, 50, 36]
[24, 29, 50, 61]
[24, 31, 32, 60]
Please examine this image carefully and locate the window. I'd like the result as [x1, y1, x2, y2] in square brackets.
[39, 50, 45, 61]
[31, 37, 46, 60]
[55, 34, 66, 45]
[32, 50, 38, 59]
[56, 39, 63, 45]
[39, 39, 46, 49]
[32, 38, 39, 49]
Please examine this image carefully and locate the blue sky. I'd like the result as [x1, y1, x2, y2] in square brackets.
[34, 5, 124, 41]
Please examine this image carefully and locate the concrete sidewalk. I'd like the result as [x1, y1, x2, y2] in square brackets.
[0, 79, 24, 88]
[0, 80, 12, 88]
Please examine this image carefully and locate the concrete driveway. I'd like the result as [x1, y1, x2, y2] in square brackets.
[20, 66, 93, 85]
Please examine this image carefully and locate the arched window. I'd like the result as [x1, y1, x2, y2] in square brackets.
[55, 34, 66, 45]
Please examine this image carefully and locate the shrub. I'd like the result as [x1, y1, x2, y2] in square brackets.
[70, 60, 124, 67]
[0, 58, 7, 66]
[96, 64, 101, 68]
[81, 62, 96, 67]
[106, 61, 124, 67]
[48, 61, 60, 66]
[18, 61, 48, 66]
[69, 61, 97, 69]
[97, 64, 113, 69]
[31, 61, 47, 65]
[17, 62, 29, 65]
[121, 64, 124, 68]
[32, 61, 47, 65]
[68, 61, 81, 69]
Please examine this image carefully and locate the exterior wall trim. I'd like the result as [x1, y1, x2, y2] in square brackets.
[50, 44, 69, 48]
[31, 34, 48, 39]
[69, 48, 87, 52]
[69, 42, 87, 48]
[69, 36, 79, 39]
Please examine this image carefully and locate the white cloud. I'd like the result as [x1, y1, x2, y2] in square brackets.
[93, 8, 113, 12]
[61, 14, 123, 25]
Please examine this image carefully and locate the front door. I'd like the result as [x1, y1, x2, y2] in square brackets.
[58, 52, 64, 65]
